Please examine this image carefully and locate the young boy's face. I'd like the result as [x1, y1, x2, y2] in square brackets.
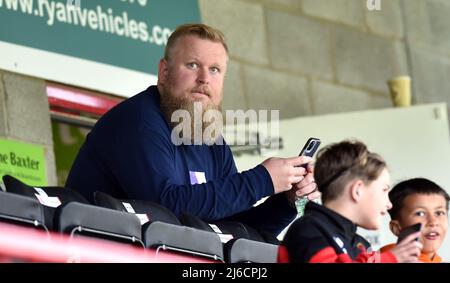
[392, 194, 448, 257]
[359, 168, 392, 230]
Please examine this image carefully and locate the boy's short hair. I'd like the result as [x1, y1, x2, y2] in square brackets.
[388, 178, 450, 220]
[164, 23, 229, 61]
[314, 140, 386, 203]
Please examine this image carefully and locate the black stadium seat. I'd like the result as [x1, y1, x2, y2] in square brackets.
[178, 212, 280, 262]
[94, 191, 181, 226]
[55, 201, 144, 247]
[3, 176, 144, 247]
[0, 190, 48, 232]
[143, 221, 224, 261]
[2, 175, 88, 203]
[224, 238, 279, 263]
[94, 191, 223, 261]
[179, 212, 276, 244]
[2, 174, 89, 230]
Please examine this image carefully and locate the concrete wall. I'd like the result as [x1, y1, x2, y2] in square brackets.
[0, 70, 56, 186]
[199, 0, 450, 124]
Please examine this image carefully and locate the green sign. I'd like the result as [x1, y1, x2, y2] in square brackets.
[0, 139, 47, 186]
[0, 0, 201, 75]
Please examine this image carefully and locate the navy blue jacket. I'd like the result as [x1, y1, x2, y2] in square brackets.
[66, 86, 296, 235]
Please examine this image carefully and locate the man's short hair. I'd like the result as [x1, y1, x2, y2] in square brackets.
[314, 140, 387, 203]
[164, 23, 228, 61]
[388, 178, 450, 220]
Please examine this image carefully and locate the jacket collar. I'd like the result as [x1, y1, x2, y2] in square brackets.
[305, 201, 358, 238]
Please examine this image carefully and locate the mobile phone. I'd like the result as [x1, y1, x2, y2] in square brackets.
[295, 138, 321, 211]
[298, 137, 321, 168]
[397, 223, 422, 243]
[299, 137, 321, 157]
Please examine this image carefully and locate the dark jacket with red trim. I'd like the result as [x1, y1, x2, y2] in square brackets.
[278, 202, 397, 263]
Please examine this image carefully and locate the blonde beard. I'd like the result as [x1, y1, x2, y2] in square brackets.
[160, 85, 223, 145]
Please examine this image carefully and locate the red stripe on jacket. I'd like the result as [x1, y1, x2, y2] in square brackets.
[278, 245, 398, 263]
[277, 245, 290, 263]
[309, 247, 398, 263]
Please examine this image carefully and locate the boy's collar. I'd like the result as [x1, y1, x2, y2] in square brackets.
[419, 252, 442, 263]
[306, 201, 357, 236]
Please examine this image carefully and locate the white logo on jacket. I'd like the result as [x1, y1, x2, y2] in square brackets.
[333, 236, 348, 254]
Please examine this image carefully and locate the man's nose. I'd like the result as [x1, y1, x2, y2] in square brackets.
[196, 68, 210, 84]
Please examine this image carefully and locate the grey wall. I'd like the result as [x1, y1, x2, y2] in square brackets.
[199, 0, 450, 123]
[0, 70, 57, 185]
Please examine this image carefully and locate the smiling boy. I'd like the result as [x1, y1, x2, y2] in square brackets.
[381, 178, 449, 263]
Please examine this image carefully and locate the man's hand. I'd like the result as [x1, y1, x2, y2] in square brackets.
[390, 232, 423, 263]
[285, 163, 320, 205]
[261, 156, 312, 194]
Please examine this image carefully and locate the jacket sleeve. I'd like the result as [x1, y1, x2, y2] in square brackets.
[110, 128, 274, 222]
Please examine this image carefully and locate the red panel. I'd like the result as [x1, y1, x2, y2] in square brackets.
[46, 82, 122, 116]
[0, 222, 214, 263]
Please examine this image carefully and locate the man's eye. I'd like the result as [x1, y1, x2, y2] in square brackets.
[210, 67, 220, 74]
[436, 210, 447, 217]
[187, 63, 198, 69]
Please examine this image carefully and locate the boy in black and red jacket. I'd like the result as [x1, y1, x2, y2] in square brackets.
[279, 140, 423, 263]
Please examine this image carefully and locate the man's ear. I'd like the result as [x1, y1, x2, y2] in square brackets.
[158, 58, 169, 84]
[350, 180, 364, 202]
[389, 220, 402, 236]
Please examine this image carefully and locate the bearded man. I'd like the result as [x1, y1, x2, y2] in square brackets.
[66, 24, 317, 238]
